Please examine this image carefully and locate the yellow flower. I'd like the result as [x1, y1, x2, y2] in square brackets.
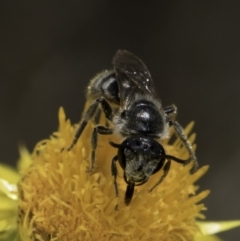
[1, 107, 239, 241]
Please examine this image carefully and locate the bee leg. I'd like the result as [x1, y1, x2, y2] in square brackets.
[93, 108, 101, 125]
[172, 121, 198, 173]
[111, 156, 119, 210]
[125, 182, 135, 206]
[148, 159, 171, 193]
[111, 156, 119, 196]
[90, 126, 113, 172]
[97, 97, 113, 121]
[164, 105, 198, 173]
[66, 97, 113, 151]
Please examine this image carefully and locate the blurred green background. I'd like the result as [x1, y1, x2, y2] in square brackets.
[0, 1, 239, 239]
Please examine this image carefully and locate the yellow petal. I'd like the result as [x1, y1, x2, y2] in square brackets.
[0, 165, 19, 238]
[0, 179, 18, 200]
[0, 195, 17, 211]
[197, 220, 240, 235]
[17, 145, 32, 172]
[0, 217, 16, 232]
[0, 164, 19, 184]
[0, 230, 20, 241]
[0, 195, 18, 232]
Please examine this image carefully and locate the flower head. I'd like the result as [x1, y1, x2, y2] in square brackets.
[1, 107, 239, 241]
[17, 107, 209, 241]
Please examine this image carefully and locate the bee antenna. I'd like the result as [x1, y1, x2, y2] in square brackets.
[109, 141, 122, 148]
[162, 154, 190, 165]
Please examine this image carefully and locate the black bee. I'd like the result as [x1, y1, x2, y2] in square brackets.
[66, 50, 198, 205]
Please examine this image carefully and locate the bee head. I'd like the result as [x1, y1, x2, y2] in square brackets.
[110, 137, 166, 205]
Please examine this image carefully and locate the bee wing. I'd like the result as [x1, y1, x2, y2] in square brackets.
[113, 50, 159, 108]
